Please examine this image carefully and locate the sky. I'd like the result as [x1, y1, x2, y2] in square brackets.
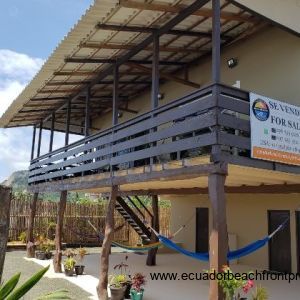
[0, 0, 94, 182]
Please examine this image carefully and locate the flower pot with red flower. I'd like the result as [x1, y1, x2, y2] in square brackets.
[215, 265, 255, 300]
[130, 273, 146, 300]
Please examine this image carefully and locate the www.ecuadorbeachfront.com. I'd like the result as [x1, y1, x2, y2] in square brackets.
[150, 270, 300, 283]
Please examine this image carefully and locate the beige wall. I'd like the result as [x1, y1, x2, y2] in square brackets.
[168, 193, 299, 272]
[235, 0, 300, 35]
[92, 26, 300, 131]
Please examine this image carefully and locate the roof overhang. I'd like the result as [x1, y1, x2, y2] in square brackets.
[0, 0, 271, 132]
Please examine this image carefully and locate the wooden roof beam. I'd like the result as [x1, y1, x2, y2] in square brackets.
[46, 80, 153, 86]
[81, 42, 207, 53]
[126, 62, 200, 89]
[65, 57, 187, 66]
[119, 0, 256, 23]
[30, 97, 69, 102]
[96, 23, 229, 39]
[53, 70, 150, 77]
[37, 89, 82, 94]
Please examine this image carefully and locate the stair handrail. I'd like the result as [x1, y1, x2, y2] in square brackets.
[134, 196, 154, 219]
[126, 196, 146, 220]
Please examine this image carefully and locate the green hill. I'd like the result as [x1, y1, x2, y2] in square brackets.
[2, 170, 28, 192]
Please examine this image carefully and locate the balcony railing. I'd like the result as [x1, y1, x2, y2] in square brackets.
[28, 84, 251, 185]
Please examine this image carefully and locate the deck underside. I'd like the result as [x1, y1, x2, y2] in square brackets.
[28, 156, 300, 194]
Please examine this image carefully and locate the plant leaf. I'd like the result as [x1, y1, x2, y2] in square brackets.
[6, 265, 50, 300]
[0, 273, 21, 300]
[36, 289, 71, 300]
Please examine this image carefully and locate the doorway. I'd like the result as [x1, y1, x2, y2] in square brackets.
[268, 210, 291, 273]
[296, 211, 300, 273]
[196, 207, 209, 253]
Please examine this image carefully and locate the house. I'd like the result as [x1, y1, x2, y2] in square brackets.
[1, 1, 300, 299]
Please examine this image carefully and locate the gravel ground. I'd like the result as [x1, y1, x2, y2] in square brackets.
[2, 250, 92, 300]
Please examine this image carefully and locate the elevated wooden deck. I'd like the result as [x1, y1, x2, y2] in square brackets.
[28, 84, 300, 193]
[28, 156, 300, 194]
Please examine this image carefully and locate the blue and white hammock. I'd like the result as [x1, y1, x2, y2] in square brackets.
[152, 218, 289, 262]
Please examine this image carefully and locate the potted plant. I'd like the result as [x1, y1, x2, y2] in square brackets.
[18, 231, 27, 244]
[35, 235, 47, 260]
[64, 257, 76, 276]
[130, 273, 146, 300]
[251, 286, 268, 300]
[113, 256, 132, 298]
[109, 274, 127, 300]
[75, 247, 87, 275]
[43, 239, 55, 259]
[216, 265, 254, 300]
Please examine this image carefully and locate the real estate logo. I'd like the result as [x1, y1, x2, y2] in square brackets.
[252, 99, 270, 121]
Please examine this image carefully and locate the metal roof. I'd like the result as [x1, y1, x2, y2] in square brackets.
[0, 0, 267, 133]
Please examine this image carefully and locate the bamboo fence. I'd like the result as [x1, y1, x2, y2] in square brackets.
[8, 196, 171, 246]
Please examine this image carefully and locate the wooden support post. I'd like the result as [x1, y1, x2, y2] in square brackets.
[37, 121, 43, 157]
[150, 34, 160, 167]
[146, 195, 159, 266]
[49, 112, 55, 152]
[26, 193, 39, 258]
[212, 0, 221, 84]
[30, 125, 36, 160]
[112, 65, 119, 126]
[151, 34, 159, 110]
[0, 186, 11, 282]
[98, 186, 118, 300]
[208, 168, 228, 300]
[65, 100, 71, 146]
[85, 87, 91, 137]
[53, 191, 68, 273]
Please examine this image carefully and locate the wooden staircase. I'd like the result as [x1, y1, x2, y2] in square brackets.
[116, 196, 153, 245]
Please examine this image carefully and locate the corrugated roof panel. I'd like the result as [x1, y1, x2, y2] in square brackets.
[0, 0, 269, 129]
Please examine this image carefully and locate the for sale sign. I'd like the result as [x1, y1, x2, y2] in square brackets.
[250, 93, 300, 165]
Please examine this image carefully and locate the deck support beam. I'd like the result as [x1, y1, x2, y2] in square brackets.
[98, 186, 118, 300]
[0, 186, 12, 282]
[146, 195, 160, 266]
[26, 193, 39, 258]
[53, 190, 68, 273]
[208, 167, 228, 300]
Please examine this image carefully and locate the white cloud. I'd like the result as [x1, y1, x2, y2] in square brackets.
[0, 49, 44, 117]
[0, 50, 44, 182]
[0, 49, 81, 183]
[0, 80, 25, 117]
[0, 49, 44, 82]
